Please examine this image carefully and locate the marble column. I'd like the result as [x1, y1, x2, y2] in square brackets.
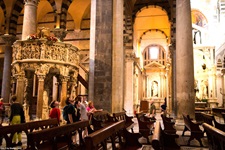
[36, 74, 45, 119]
[60, 76, 69, 107]
[176, 0, 195, 119]
[52, 76, 58, 101]
[124, 53, 135, 115]
[15, 73, 25, 104]
[22, 0, 39, 40]
[160, 72, 164, 98]
[1, 34, 16, 103]
[89, 0, 113, 112]
[112, 0, 124, 113]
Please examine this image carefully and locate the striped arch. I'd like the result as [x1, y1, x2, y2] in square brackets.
[0, 0, 6, 32]
[48, 0, 57, 27]
[61, 0, 72, 29]
[48, 0, 57, 12]
[9, 0, 24, 35]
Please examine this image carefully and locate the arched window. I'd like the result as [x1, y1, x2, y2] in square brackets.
[143, 44, 166, 66]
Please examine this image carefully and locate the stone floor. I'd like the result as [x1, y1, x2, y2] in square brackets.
[0, 112, 210, 150]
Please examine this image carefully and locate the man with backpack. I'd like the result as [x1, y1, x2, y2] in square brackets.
[63, 97, 79, 147]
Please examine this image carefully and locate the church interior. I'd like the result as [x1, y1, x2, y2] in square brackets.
[1, 0, 225, 149]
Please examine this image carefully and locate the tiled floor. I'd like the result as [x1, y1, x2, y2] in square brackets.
[0, 112, 209, 150]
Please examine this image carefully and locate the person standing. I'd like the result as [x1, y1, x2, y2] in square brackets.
[0, 98, 5, 125]
[76, 96, 88, 138]
[63, 97, 78, 146]
[149, 99, 156, 120]
[0, 98, 5, 146]
[161, 97, 167, 114]
[49, 100, 61, 125]
[9, 95, 25, 147]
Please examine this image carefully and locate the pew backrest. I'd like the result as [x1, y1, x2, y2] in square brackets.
[152, 121, 162, 150]
[113, 111, 134, 132]
[90, 110, 114, 132]
[201, 112, 215, 126]
[214, 119, 225, 132]
[0, 118, 58, 147]
[84, 120, 125, 150]
[27, 120, 89, 150]
[203, 123, 225, 150]
[212, 108, 225, 118]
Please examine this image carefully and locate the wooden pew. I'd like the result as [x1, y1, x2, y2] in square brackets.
[182, 114, 204, 146]
[113, 111, 134, 132]
[27, 120, 89, 150]
[222, 112, 225, 122]
[201, 112, 225, 132]
[113, 111, 142, 148]
[201, 112, 215, 126]
[152, 121, 180, 150]
[89, 110, 114, 133]
[212, 108, 225, 118]
[214, 118, 225, 132]
[84, 120, 125, 150]
[202, 123, 225, 150]
[135, 112, 155, 143]
[0, 118, 58, 148]
[161, 113, 176, 134]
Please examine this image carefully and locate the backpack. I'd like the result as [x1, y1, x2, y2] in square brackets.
[63, 105, 68, 121]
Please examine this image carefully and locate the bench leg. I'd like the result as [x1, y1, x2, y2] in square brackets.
[187, 136, 194, 145]
[182, 126, 188, 136]
[196, 137, 203, 147]
[131, 128, 134, 133]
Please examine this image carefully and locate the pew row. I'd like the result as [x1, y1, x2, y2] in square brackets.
[203, 123, 225, 150]
[152, 121, 180, 150]
[0, 118, 58, 148]
[27, 120, 89, 150]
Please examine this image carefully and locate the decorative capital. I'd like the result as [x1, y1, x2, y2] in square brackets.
[24, 0, 39, 5]
[60, 76, 70, 82]
[37, 74, 46, 81]
[125, 50, 136, 60]
[1, 34, 17, 46]
[15, 73, 25, 80]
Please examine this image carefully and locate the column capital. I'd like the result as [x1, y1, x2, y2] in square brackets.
[24, 0, 39, 6]
[37, 74, 46, 81]
[125, 50, 136, 61]
[60, 76, 70, 82]
[15, 73, 25, 80]
[1, 34, 17, 46]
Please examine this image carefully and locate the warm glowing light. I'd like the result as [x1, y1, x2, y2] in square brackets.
[149, 46, 159, 59]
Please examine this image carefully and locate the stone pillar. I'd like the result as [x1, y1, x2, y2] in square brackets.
[89, 0, 113, 112]
[52, 76, 58, 101]
[15, 73, 25, 104]
[124, 52, 134, 115]
[36, 74, 45, 119]
[176, 0, 195, 119]
[170, 40, 176, 117]
[1, 34, 16, 103]
[60, 76, 69, 107]
[160, 72, 164, 98]
[22, 0, 39, 40]
[112, 0, 124, 113]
